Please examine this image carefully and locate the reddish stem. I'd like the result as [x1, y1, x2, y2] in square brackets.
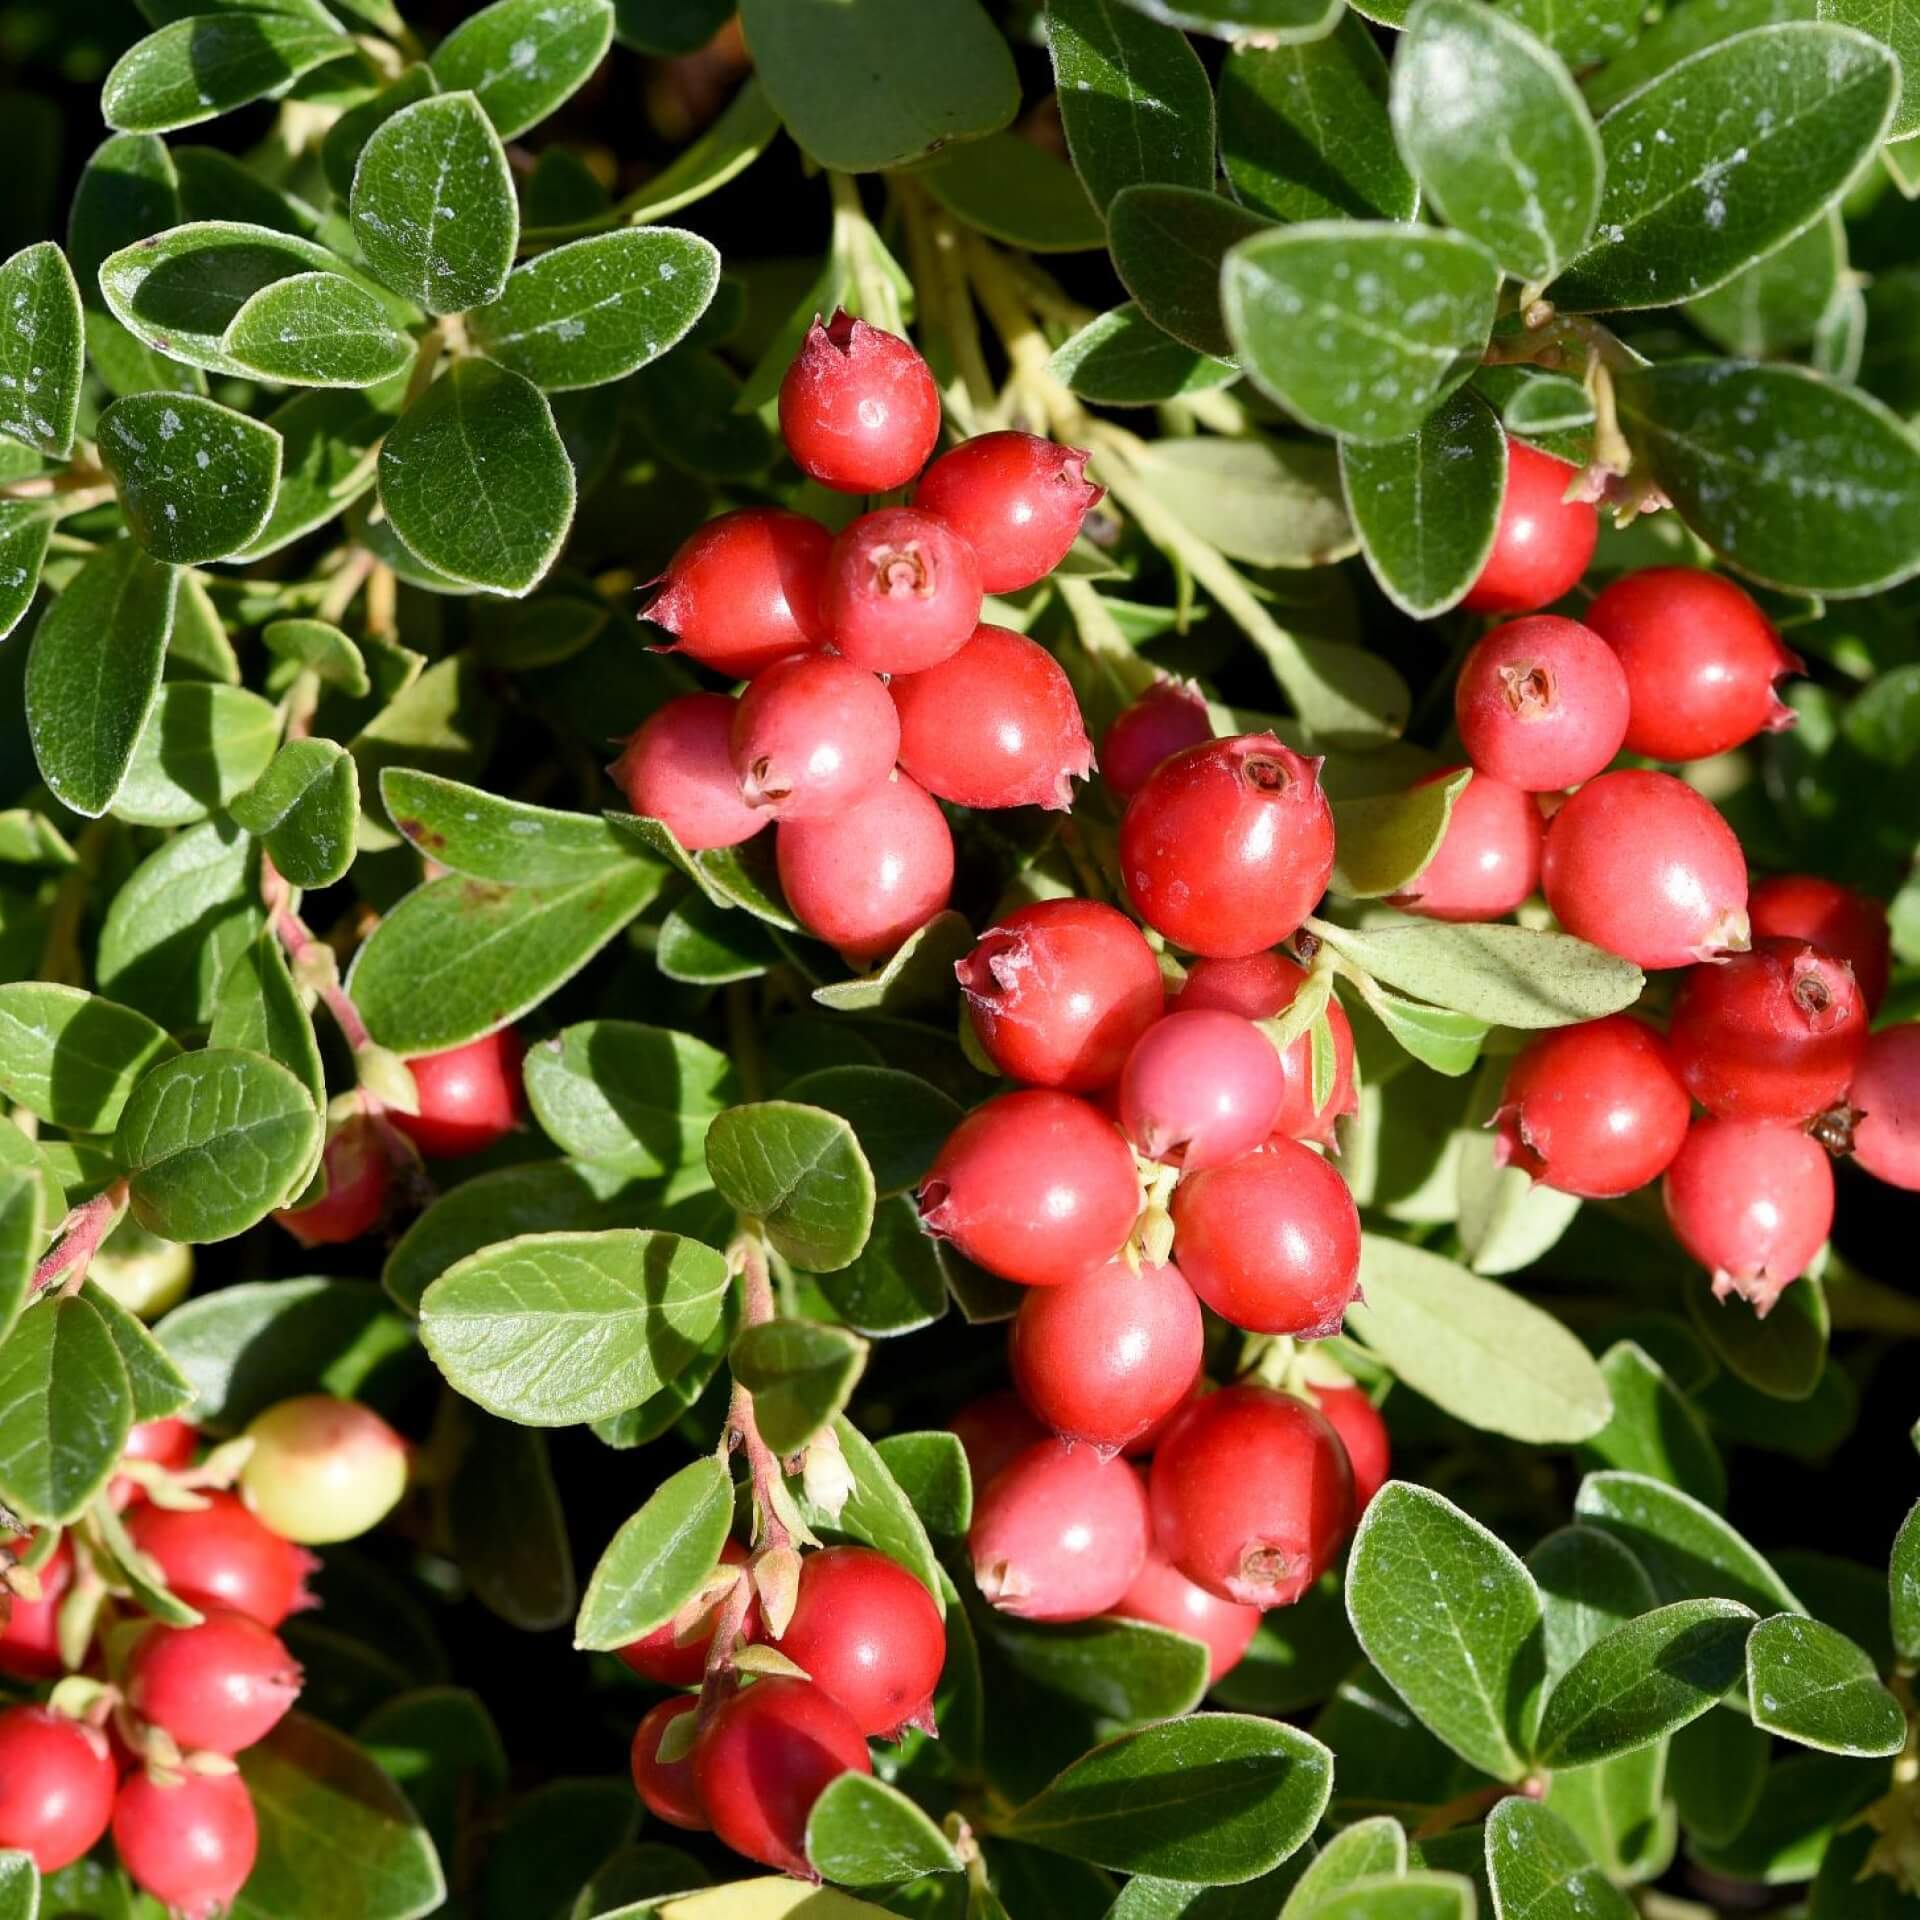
[33, 1182, 128, 1299]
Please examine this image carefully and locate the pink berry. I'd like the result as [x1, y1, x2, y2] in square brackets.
[0, 1534, 71, 1678]
[914, 431, 1104, 592]
[113, 1767, 259, 1920]
[613, 693, 766, 852]
[1119, 1009, 1287, 1169]
[969, 1438, 1151, 1621]
[1461, 441, 1597, 615]
[125, 1492, 317, 1629]
[730, 652, 900, 821]
[820, 507, 984, 675]
[112, 1415, 199, 1509]
[1311, 1385, 1391, 1516]
[639, 507, 829, 678]
[1388, 767, 1543, 922]
[1848, 1025, 1920, 1190]
[1175, 951, 1301, 1022]
[0, 1705, 115, 1872]
[947, 1391, 1049, 1493]
[125, 1609, 302, 1755]
[1663, 1118, 1834, 1316]
[1110, 1535, 1261, 1684]
[392, 1028, 525, 1160]
[631, 1697, 707, 1832]
[1454, 616, 1630, 793]
[1101, 682, 1213, 802]
[1749, 874, 1892, 1013]
[778, 310, 941, 494]
[272, 1115, 389, 1248]
[1123, 1374, 1211, 1459]
[773, 1546, 946, 1740]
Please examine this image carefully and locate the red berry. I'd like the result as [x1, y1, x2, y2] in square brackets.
[113, 1767, 258, 1920]
[1120, 1010, 1286, 1170]
[125, 1610, 301, 1755]
[1148, 1385, 1353, 1609]
[617, 1539, 758, 1688]
[272, 1115, 389, 1247]
[1492, 1015, 1692, 1199]
[779, 311, 941, 494]
[1169, 1138, 1360, 1335]
[1541, 769, 1751, 970]
[1101, 682, 1213, 802]
[1120, 735, 1336, 959]
[1663, 1118, 1834, 1316]
[126, 1492, 318, 1629]
[913, 431, 1104, 592]
[1586, 567, 1801, 762]
[969, 1437, 1151, 1621]
[640, 508, 829, 678]
[614, 693, 767, 853]
[821, 507, 984, 675]
[1009, 1258, 1204, 1452]
[692, 1677, 871, 1878]
[1175, 951, 1300, 1022]
[730, 652, 900, 821]
[1461, 441, 1597, 615]
[392, 1028, 525, 1160]
[1122, 1373, 1211, 1459]
[1388, 767, 1543, 922]
[1454, 616, 1630, 793]
[630, 1697, 708, 1831]
[112, 1416, 200, 1508]
[947, 1392, 1048, 1493]
[0, 1535, 70, 1680]
[1749, 874, 1892, 1013]
[1312, 1385, 1390, 1516]
[0, 1706, 115, 1872]
[775, 772, 954, 964]
[918, 1090, 1140, 1287]
[1848, 1025, 1920, 1190]
[773, 1546, 946, 1740]
[1110, 1532, 1261, 1684]
[957, 900, 1163, 1092]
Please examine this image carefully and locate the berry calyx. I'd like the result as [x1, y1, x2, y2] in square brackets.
[639, 508, 829, 678]
[968, 1437, 1151, 1621]
[1749, 874, 1892, 1013]
[913, 431, 1104, 592]
[0, 1534, 72, 1679]
[391, 1028, 525, 1160]
[1100, 681, 1212, 802]
[821, 507, 984, 675]
[1388, 767, 1543, 923]
[1846, 1025, 1920, 1191]
[1109, 1534, 1261, 1684]
[630, 1697, 708, 1831]
[126, 1609, 302, 1755]
[113, 1767, 258, 1920]
[0, 1705, 115, 1872]
[125, 1492, 317, 1629]
[773, 1546, 946, 1740]
[778, 310, 941, 494]
[618, 1540, 760, 1687]
[1461, 441, 1597, 615]
[613, 693, 767, 853]
[730, 652, 900, 821]
[238, 1395, 410, 1546]
[1120, 1009, 1287, 1169]
[1454, 616, 1630, 793]
[1311, 1385, 1391, 1517]
[946, 1392, 1048, 1494]
[272, 1114, 389, 1247]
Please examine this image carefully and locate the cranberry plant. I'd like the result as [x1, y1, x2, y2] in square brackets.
[0, 0, 1919, 1913]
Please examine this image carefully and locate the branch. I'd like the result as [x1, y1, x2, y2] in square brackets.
[32, 1182, 128, 1299]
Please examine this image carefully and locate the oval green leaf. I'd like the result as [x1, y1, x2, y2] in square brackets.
[807, 1775, 963, 1887]
[1484, 1797, 1635, 1920]
[1573, 1470, 1803, 1615]
[0, 1295, 133, 1525]
[103, 15, 356, 135]
[230, 739, 360, 890]
[223, 271, 415, 388]
[115, 683, 280, 829]
[731, 1317, 868, 1455]
[574, 1452, 734, 1650]
[99, 391, 282, 565]
[1746, 1613, 1906, 1756]
[523, 1020, 736, 1178]
[428, 0, 614, 139]
[1049, 303, 1238, 405]
[704, 1101, 878, 1273]
[0, 242, 82, 459]
[0, 984, 179, 1133]
[1108, 185, 1272, 360]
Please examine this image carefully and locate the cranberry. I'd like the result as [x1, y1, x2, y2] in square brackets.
[630, 1697, 707, 1831]
[1176, 951, 1301, 1021]
[918, 1090, 1140, 1287]
[821, 507, 984, 675]
[1120, 735, 1336, 959]
[1848, 1025, 1920, 1190]
[779, 311, 941, 494]
[113, 1767, 258, 1920]
[126, 1492, 317, 1629]
[1586, 567, 1801, 762]
[1663, 1118, 1834, 1316]
[730, 652, 900, 821]
[969, 1437, 1151, 1621]
[1388, 767, 1543, 923]
[1122, 1373, 1210, 1459]
[1168, 1137, 1361, 1335]
[613, 693, 767, 853]
[1461, 441, 1597, 615]
[239, 1395, 410, 1546]
[775, 772, 954, 964]
[617, 1539, 759, 1687]
[1120, 1010, 1286, 1169]
[947, 1392, 1048, 1493]
[1009, 1258, 1204, 1452]
[1148, 1385, 1353, 1609]
[1312, 1385, 1390, 1515]
[957, 899, 1163, 1093]
[639, 508, 829, 678]
[391, 1029, 525, 1160]
[272, 1115, 390, 1247]
[126, 1610, 301, 1755]
[1750, 874, 1892, 1013]
[1111, 1532, 1261, 1684]
[0, 1535, 71, 1679]
[913, 431, 1104, 592]
[1454, 616, 1630, 793]
[773, 1546, 945, 1740]
[1492, 1015, 1692, 1198]
[1101, 681, 1213, 801]
[112, 1415, 200, 1508]
[0, 1706, 115, 1872]
[1540, 769, 1751, 969]
[692, 1677, 871, 1878]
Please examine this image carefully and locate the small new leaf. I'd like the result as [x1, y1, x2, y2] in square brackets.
[1746, 1613, 1906, 1757]
[731, 1318, 868, 1456]
[230, 739, 360, 891]
[223, 272, 415, 388]
[705, 1103, 878, 1274]
[574, 1453, 733, 1650]
[429, 0, 614, 139]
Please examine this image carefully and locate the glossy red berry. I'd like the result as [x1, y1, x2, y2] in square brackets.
[1120, 1010, 1286, 1169]
[240, 1395, 410, 1547]
[1461, 441, 1597, 615]
[630, 1697, 707, 1831]
[913, 431, 1104, 592]
[776, 772, 954, 964]
[272, 1115, 389, 1247]
[640, 507, 829, 678]
[392, 1028, 524, 1160]
[112, 1416, 200, 1508]
[113, 1767, 258, 1920]
[957, 900, 1163, 1093]
[1541, 769, 1751, 970]
[0, 1706, 115, 1872]
[891, 624, 1093, 812]
[1120, 735, 1336, 959]
[0, 1535, 71, 1680]
[692, 1677, 872, 1878]
[1750, 874, 1892, 1013]
[969, 1437, 1151, 1621]
[1848, 1025, 1920, 1190]
[1312, 1385, 1390, 1516]
[1009, 1258, 1204, 1452]
[1110, 1535, 1261, 1684]
[918, 1090, 1140, 1287]
[821, 507, 984, 675]
[1101, 681, 1212, 802]
[1663, 1118, 1834, 1316]
[730, 652, 900, 821]
[1493, 1015, 1692, 1199]
[773, 1546, 946, 1740]
[1168, 1137, 1361, 1335]
[614, 693, 767, 853]
[1175, 951, 1301, 1021]
[1586, 567, 1801, 762]
[947, 1392, 1048, 1493]
[1388, 767, 1543, 922]
[126, 1491, 317, 1629]
[779, 311, 941, 494]
[126, 1610, 301, 1755]
[1454, 616, 1629, 793]
[617, 1539, 758, 1687]
[1148, 1385, 1353, 1609]
[1122, 1373, 1210, 1459]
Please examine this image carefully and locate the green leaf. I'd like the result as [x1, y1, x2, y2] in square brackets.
[731, 1317, 867, 1454]
[114, 683, 280, 828]
[418, 1229, 731, 1425]
[591, 77, 781, 230]
[807, 1775, 963, 1887]
[872, 1429, 971, 1539]
[351, 93, 516, 314]
[1820, 0, 1920, 137]
[26, 538, 179, 818]
[381, 768, 641, 885]
[981, 1609, 1209, 1724]
[1329, 771, 1471, 898]
[1107, 186, 1272, 360]
[265, 618, 369, 696]
[811, 1196, 950, 1337]
[1668, 1703, 1770, 1846]
[0, 1174, 41, 1352]
[705, 1103, 877, 1274]
[323, 64, 439, 201]
[778, 1069, 961, 1198]
[1049, 303, 1238, 405]
[230, 739, 360, 890]
[795, 1415, 944, 1614]
[358, 1688, 508, 1881]
[574, 1452, 733, 1650]
[98, 391, 282, 565]
[1483, 1798, 1634, 1920]
[1573, 1470, 1802, 1615]
[0, 1295, 132, 1524]
[523, 1021, 736, 1178]
[103, 15, 356, 135]
[377, 358, 574, 595]
[912, 133, 1103, 252]
[210, 933, 326, 1145]
[1685, 209, 1846, 358]
[1893, 1499, 1920, 1663]
[240, 388, 389, 560]
[1127, 434, 1355, 568]
[0, 243, 82, 459]
[222, 272, 414, 387]
[1746, 1614, 1906, 1756]
[81, 1280, 194, 1422]
[1580, 1342, 1726, 1511]
[0, 505, 53, 645]
[0, 1853, 34, 1920]
[1551, 24, 1897, 312]
[428, 0, 614, 139]
[635, 1886, 896, 1920]
[1684, 1261, 1828, 1399]
[1530, 1524, 1659, 1687]
[809, 912, 975, 1016]
[0, 984, 178, 1132]
[1280, 1816, 1407, 1914]
[1346, 1482, 1544, 1782]
[1224, 223, 1501, 443]
[657, 892, 779, 985]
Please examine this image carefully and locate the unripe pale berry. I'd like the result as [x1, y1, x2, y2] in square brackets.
[1663, 1118, 1834, 1316]
[1168, 1137, 1361, 1335]
[1110, 1536, 1261, 1684]
[1492, 1015, 1692, 1199]
[0, 1706, 115, 1872]
[126, 1610, 302, 1755]
[918, 1090, 1140, 1287]
[776, 772, 954, 964]
[273, 1115, 389, 1247]
[0, 1534, 69, 1678]
[617, 1539, 759, 1687]
[1148, 1385, 1353, 1609]
[1120, 1010, 1287, 1169]
[1101, 681, 1212, 802]
[639, 507, 829, 678]
[821, 507, 984, 675]
[1461, 441, 1597, 615]
[1454, 616, 1630, 793]
[631, 1697, 707, 1831]
[773, 1546, 946, 1740]
[946, 1392, 1048, 1494]
[613, 693, 767, 853]
[969, 1437, 1151, 1621]
[391, 1028, 525, 1160]
[113, 1767, 258, 1920]
[1388, 767, 1543, 923]
[957, 899, 1163, 1092]
[778, 310, 941, 494]
[126, 1491, 318, 1629]
[1311, 1385, 1390, 1516]
[913, 431, 1104, 592]
[239, 1395, 410, 1546]
[1120, 735, 1336, 959]
[1009, 1258, 1204, 1452]
[1541, 769, 1751, 970]
[1848, 1025, 1920, 1190]
[692, 1677, 871, 1878]
[1585, 566, 1801, 762]
[730, 652, 900, 821]
[1750, 874, 1892, 1013]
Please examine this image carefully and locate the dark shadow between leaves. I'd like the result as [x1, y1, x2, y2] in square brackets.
[125, 236, 303, 343]
[1580, 1516, 1785, 1617]
[1506, 1616, 1547, 1768]
[199, 1281, 423, 1432]
[146, 681, 225, 815]
[1221, 39, 1396, 225]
